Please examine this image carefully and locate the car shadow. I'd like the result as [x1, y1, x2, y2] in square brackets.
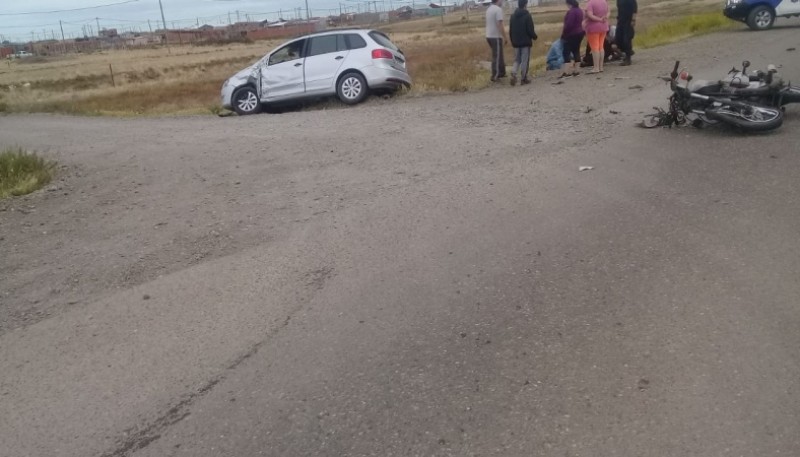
[238, 90, 403, 116]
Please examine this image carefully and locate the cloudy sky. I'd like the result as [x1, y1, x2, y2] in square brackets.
[0, 0, 414, 42]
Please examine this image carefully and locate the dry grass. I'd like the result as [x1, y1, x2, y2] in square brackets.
[635, 11, 737, 49]
[0, 0, 726, 116]
[0, 147, 56, 198]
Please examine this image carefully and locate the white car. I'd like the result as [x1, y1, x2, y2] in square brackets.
[221, 29, 412, 115]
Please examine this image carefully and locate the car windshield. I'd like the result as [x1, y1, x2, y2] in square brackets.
[368, 31, 399, 52]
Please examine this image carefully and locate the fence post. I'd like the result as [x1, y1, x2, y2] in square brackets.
[109, 64, 115, 87]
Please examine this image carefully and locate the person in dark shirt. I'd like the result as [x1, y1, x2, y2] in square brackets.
[508, 0, 538, 85]
[616, 0, 637, 65]
[560, 0, 584, 78]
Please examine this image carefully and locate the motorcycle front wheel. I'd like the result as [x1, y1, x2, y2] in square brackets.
[704, 104, 783, 132]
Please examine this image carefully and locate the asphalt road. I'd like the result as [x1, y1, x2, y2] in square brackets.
[1, 23, 800, 457]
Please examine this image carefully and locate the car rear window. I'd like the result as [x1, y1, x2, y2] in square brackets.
[368, 31, 399, 52]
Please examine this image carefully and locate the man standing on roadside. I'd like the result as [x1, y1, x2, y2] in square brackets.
[616, 0, 637, 65]
[486, 0, 509, 82]
[509, 0, 537, 86]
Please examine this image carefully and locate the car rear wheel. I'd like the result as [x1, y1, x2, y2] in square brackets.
[337, 73, 368, 105]
[746, 6, 775, 30]
[232, 86, 262, 115]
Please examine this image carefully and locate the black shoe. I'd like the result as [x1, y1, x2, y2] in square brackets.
[620, 59, 632, 66]
[520, 78, 531, 85]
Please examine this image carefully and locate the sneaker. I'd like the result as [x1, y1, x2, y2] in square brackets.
[520, 78, 531, 85]
[510, 75, 517, 86]
[620, 59, 632, 66]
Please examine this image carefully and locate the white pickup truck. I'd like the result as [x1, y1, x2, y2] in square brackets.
[14, 51, 33, 58]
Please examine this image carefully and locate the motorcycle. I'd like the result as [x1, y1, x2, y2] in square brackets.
[720, 60, 800, 108]
[641, 61, 784, 132]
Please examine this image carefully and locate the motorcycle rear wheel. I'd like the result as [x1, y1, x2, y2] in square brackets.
[704, 104, 783, 132]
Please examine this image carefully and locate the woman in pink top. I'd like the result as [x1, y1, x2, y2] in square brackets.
[584, 0, 610, 74]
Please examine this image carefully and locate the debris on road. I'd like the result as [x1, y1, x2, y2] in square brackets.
[579, 166, 594, 172]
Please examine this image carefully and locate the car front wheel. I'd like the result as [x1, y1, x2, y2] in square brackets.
[232, 86, 262, 115]
[337, 73, 368, 105]
[746, 5, 775, 30]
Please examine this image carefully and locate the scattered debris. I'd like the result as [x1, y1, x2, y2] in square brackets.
[788, 47, 796, 52]
[579, 166, 594, 172]
[629, 84, 644, 90]
[143, 294, 151, 300]
[609, 110, 620, 114]
[585, 106, 594, 113]
[614, 76, 631, 80]
[552, 80, 565, 85]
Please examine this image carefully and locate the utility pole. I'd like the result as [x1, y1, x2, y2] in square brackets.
[236, 10, 240, 22]
[305, 0, 311, 20]
[59, 20, 66, 42]
[158, 0, 170, 53]
[148, 19, 152, 32]
[96, 17, 101, 37]
[228, 12, 232, 24]
[159, 0, 168, 30]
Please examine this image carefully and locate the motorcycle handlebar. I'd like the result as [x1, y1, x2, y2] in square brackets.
[671, 61, 680, 81]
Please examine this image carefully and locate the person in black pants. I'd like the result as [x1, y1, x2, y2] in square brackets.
[616, 0, 637, 65]
[485, 0, 509, 81]
[560, 0, 584, 78]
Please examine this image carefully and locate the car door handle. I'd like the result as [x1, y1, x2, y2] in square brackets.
[294, 62, 302, 67]
[335, 56, 344, 60]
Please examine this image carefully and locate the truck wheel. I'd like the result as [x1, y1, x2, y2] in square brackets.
[746, 5, 775, 30]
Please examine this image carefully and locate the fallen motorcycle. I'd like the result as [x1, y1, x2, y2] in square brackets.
[719, 60, 800, 108]
[642, 61, 784, 132]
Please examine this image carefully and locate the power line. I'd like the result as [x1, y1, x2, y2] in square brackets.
[0, 0, 140, 16]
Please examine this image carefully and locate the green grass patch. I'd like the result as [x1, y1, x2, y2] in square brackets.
[0, 147, 56, 198]
[635, 12, 737, 49]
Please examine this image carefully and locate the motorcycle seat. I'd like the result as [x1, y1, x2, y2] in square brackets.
[688, 79, 722, 95]
[728, 85, 772, 96]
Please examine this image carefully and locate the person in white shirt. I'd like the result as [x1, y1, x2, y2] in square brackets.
[485, 0, 509, 81]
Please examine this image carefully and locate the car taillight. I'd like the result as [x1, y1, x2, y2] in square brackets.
[371, 49, 393, 60]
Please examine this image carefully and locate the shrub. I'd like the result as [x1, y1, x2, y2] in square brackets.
[0, 147, 56, 198]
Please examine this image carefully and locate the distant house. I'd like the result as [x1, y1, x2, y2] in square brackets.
[100, 28, 118, 38]
[198, 24, 215, 31]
